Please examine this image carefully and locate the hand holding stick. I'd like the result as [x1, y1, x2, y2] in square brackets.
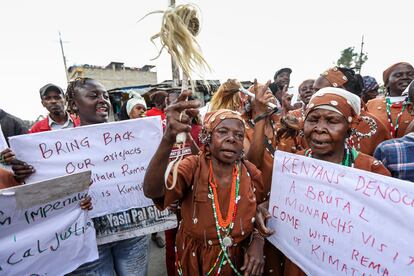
[239, 87, 278, 110]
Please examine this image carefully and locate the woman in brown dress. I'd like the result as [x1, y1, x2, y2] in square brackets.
[242, 82, 296, 276]
[366, 62, 414, 138]
[257, 87, 391, 276]
[144, 91, 266, 275]
[313, 66, 390, 155]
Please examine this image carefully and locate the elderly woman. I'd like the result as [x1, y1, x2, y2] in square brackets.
[313, 66, 390, 155]
[258, 87, 391, 276]
[144, 91, 266, 275]
[301, 87, 390, 171]
[367, 62, 414, 138]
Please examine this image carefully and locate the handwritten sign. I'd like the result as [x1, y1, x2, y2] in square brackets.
[0, 126, 7, 151]
[0, 171, 98, 276]
[267, 151, 414, 276]
[95, 206, 177, 245]
[8, 117, 163, 218]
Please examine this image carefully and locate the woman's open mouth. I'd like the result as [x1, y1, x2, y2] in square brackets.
[221, 148, 238, 157]
[310, 139, 331, 148]
[96, 106, 109, 116]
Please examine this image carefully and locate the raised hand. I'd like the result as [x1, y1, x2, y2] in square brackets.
[251, 80, 274, 118]
[164, 90, 200, 143]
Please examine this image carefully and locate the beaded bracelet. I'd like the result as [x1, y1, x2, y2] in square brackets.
[250, 228, 265, 245]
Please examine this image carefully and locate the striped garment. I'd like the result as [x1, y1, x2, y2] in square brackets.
[374, 133, 414, 181]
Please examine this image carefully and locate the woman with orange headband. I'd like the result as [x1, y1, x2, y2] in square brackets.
[366, 62, 414, 138]
[312, 66, 390, 155]
[144, 91, 266, 275]
[257, 87, 390, 276]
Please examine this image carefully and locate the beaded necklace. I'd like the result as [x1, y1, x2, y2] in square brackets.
[305, 145, 355, 168]
[174, 162, 242, 276]
[385, 97, 408, 138]
[207, 160, 242, 275]
[209, 162, 239, 228]
[349, 115, 378, 150]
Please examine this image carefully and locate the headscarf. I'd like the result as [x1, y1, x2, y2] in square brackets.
[200, 109, 245, 147]
[362, 76, 379, 92]
[126, 95, 147, 116]
[203, 109, 244, 133]
[383, 62, 413, 87]
[320, 67, 348, 88]
[306, 87, 361, 125]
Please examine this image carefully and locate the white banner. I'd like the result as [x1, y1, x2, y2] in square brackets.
[0, 171, 98, 276]
[267, 151, 414, 276]
[9, 117, 163, 218]
[0, 126, 7, 151]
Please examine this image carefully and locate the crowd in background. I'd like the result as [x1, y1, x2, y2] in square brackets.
[1, 61, 413, 275]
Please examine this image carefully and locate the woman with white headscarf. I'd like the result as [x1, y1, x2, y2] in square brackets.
[300, 87, 390, 171]
[257, 87, 391, 276]
[126, 94, 147, 119]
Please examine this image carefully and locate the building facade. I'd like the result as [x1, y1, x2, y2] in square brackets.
[67, 62, 157, 90]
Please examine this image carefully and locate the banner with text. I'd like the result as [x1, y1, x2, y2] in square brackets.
[95, 206, 177, 245]
[0, 171, 97, 276]
[0, 126, 7, 151]
[267, 151, 414, 276]
[9, 117, 163, 218]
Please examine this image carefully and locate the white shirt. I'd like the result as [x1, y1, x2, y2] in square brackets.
[48, 113, 75, 130]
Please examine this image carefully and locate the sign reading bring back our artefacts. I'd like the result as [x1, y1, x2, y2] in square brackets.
[267, 151, 414, 276]
[9, 117, 162, 218]
[8, 117, 177, 244]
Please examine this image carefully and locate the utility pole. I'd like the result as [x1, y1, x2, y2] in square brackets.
[59, 31, 69, 82]
[169, 0, 180, 87]
[357, 35, 365, 74]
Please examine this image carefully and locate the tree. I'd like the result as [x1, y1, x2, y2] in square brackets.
[336, 46, 368, 73]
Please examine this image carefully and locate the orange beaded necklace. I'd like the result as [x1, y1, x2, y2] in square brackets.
[208, 161, 238, 228]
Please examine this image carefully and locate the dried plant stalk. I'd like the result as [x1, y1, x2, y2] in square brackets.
[143, 4, 210, 80]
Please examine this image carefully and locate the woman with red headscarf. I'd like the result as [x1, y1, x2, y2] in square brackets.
[366, 62, 414, 138]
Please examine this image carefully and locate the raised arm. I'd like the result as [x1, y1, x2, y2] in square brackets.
[245, 81, 273, 168]
[143, 91, 200, 199]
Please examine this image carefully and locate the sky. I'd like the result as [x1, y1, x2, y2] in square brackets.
[0, 0, 412, 120]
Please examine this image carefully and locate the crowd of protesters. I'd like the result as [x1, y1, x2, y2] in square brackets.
[0, 61, 413, 275]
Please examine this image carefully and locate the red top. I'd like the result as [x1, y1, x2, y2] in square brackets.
[29, 114, 81, 133]
[146, 107, 166, 128]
